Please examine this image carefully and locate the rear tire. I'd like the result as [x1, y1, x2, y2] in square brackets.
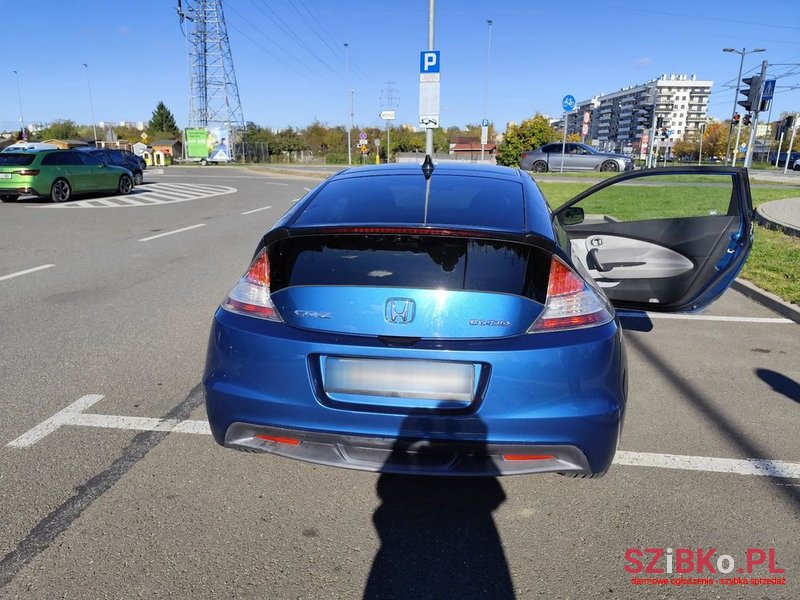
[117, 175, 133, 196]
[0, 194, 18, 202]
[793, 163, 800, 171]
[600, 161, 619, 172]
[50, 179, 72, 203]
[200, 158, 208, 166]
[532, 160, 548, 173]
[133, 171, 143, 185]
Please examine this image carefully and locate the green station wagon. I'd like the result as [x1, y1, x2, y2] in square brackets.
[0, 149, 134, 203]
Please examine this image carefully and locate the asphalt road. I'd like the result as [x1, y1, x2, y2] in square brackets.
[0, 166, 797, 599]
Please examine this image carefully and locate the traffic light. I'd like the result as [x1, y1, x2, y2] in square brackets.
[738, 75, 762, 112]
[732, 113, 740, 127]
[640, 106, 653, 126]
[661, 127, 668, 140]
[743, 114, 752, 127]
[656, 116, 664, 128]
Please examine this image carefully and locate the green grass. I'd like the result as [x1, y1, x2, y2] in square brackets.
[536, 181, 800, 211]
[740, 227, 800, 305]
[536, 179, 800, 305]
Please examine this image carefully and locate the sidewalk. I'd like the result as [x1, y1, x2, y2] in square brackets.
[756, 197, 800, 237]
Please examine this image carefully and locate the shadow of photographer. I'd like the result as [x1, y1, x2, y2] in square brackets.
[363, 408, 515, 600]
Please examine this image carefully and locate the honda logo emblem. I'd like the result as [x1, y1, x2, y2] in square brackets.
[385, 298, 415, 324]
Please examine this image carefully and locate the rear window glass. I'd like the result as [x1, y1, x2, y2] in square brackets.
[269, 235, 548, 301]
[0, 154, 35, 166]
[295, 174, 524, 231]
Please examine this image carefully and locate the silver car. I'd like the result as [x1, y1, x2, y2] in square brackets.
[520, 143, 634, 173]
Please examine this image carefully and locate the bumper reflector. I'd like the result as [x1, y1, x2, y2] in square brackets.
[255, 434, 302, 446]
[502, 454, 555, 461]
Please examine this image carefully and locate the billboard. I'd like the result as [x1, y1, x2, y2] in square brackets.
[186, 128, 209, 159]
[184, 126, 232, 161]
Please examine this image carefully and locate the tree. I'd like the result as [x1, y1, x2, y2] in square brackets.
[496, 115, 558, 166]
[37, 119, 81, 140]
[147, 101, 179, 138]
[701, 122, 730, 159]
[672, 140, 697, 159]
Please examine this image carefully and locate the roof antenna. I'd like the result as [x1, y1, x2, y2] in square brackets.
[422, 154, 434, 180]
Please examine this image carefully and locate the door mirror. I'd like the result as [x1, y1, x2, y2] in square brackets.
[560, 207, 584, 225]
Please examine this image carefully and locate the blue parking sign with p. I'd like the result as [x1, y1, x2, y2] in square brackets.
[420, 51, 440, 73]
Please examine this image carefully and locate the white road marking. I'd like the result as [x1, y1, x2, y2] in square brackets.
[0, 264, 55, 283]
[617, 311, 793, 324]
[6, 395, 105, 447]
[138, 224, 205, 242]
[303, 187, 312, 192]
[241, 205, 272, 215]
[46, 182, 237, 208]
[613, 451, 800, 479]
[7, 396, 800, 480]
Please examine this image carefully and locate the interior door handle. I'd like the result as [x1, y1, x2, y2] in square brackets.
[587, 248, 613, 272]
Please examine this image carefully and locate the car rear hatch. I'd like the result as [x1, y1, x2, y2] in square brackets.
[256, 229, 552, 411]
[267, 230, 550, 340]
[0, 153, 37, 187]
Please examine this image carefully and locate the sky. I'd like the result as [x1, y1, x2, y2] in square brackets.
[1, 0, 799, 134]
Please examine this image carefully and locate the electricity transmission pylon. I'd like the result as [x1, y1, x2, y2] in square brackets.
[177, 0, 245, 157]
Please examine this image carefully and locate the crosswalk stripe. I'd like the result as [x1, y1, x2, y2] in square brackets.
[45, 183, 237, 208]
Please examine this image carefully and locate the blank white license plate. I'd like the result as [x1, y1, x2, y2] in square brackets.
[324, 357, 475, 402]
[0, 173, 11, 179]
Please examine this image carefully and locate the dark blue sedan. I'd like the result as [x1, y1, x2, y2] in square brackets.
[203, 161, 752, 477]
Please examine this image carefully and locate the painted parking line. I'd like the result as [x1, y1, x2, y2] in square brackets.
[138, 224, 205, 242]
[241, 205, 272, 215]
[617, 311, 793, 324]
[47, 183, 237, 208]
[0, 264, 55, 283]
[7, 395, 800, 479]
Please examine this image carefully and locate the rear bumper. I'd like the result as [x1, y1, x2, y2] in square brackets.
[224, 422, 592, 476]
[204, 309, 627, 476]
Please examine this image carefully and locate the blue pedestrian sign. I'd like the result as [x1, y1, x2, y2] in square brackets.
[762, 79, 776, 101]
[420, 51, 440, 74]
[562, 95, 576, 112]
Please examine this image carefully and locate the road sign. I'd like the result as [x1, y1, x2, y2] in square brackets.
[420, 51, 440, 74]
[667, 129, 674, 137]
[481, 118, 489, 127]
[379, 110, 396, 120]
[359, 132, 367, 140]
[480, 126, 488, 145]
[419, 116, 439, 129]
[762, 79, 776, 101]
[562, 95, 576, 112]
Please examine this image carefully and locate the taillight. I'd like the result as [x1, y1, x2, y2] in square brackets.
[527, 256, 612, 333]
[221, 248, 283, 321]
[14, 169, 39, 176]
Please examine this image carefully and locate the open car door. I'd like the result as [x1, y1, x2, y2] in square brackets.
[551, 166, 754, 312]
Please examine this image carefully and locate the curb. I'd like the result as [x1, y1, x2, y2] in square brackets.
[755, 204, 800, 238]
[732, 279, 800, 324]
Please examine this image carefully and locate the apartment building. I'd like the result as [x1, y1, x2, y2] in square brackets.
[557, 74, 712, 155]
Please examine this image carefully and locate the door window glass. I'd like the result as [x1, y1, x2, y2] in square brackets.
[77, 152, 103, 166]
[567, 173, 737, 222]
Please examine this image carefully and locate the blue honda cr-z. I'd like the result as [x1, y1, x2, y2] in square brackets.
[204, 161, 752, 478]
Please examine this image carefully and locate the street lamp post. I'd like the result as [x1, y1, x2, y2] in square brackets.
[722, 47, 765, 165]
[480, 19, 493, 162]
[83, 63, 98, 143]
[344, 43, 352, 166]
[12, 70, 25, 139]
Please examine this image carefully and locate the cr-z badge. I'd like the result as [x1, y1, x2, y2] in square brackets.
[469, 319, 511, 327]
[294, 310, 332, 319]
